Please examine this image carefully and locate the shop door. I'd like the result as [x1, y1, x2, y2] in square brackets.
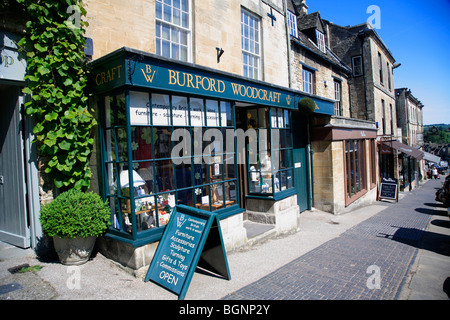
[0, 85, 30, 248]
[292, 113, 310, 212]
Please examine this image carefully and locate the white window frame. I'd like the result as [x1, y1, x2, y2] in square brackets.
[155, 0, 192, 62]
[287, 10, 298, 38]
[316, 30, 326, 53]
[241, 8, 261, 80]
[302, 68, 314, 94]
[334, 80, 342, 116]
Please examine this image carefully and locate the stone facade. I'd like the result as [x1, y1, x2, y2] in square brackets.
[85, 0, 290, 87]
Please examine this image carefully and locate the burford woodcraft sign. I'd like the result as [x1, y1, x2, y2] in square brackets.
[89, 47, 335, 115]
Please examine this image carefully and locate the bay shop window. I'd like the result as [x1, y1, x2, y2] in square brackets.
[101, 91, 238, 244]
[246, 107, 294, 195]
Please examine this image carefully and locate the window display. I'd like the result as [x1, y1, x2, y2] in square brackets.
[101, 90, 238, 240]
[246, 107, 294, 195]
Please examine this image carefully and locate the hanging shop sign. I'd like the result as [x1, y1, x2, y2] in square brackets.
[89, 47, 335, 115]
[144, 204, 230, 300]
[0, 31, 27, 83]
[378, 177, 398, 202]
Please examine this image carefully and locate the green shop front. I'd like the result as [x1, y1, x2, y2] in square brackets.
[88, 47, 334, 272]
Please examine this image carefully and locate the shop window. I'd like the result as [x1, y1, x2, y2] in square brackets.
[101, 90, 238, 243]
[247, 107, 294, 195]
[344, 139, 367, 205]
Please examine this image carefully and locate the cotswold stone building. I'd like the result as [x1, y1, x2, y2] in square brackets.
[287, 1, 378, 213]
[324, 20, 405, 186]
[395, 87, 425, 190]
[83, 0, 340, 273]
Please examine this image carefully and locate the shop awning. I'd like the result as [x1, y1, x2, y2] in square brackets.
[422, 151, 441, 164]
[384, 140, 424, 160]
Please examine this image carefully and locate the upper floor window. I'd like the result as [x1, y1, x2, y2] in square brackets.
[155, 0, 191, 62]
[334, 80, 342, 116]
[378, 52, 383, 84]
[287, 10, 298, 38]
[387, 62, 392, 91]
[241, 9, 261, 80]
[302, 68, 314, 94]
[352, 56, 363, 77]
[316, 30, 326, 53]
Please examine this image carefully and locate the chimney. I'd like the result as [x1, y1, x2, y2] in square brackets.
[293, 0, 308, 15]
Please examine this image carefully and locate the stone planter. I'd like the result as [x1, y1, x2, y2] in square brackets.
[53, 236, 96, 265]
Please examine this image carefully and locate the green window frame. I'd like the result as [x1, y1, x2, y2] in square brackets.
[99, 89, 240, 245]
[246, 107, 294, 197]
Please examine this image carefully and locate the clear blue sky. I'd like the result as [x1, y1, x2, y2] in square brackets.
[306, 0, 450, 125]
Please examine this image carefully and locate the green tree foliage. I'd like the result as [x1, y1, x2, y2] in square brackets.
[16, 0, 95, 191]
[424, 124, 450, 144]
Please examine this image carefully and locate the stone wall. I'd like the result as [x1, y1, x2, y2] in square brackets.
[85, 0, 290, 87]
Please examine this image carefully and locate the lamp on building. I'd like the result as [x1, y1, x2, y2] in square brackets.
[393, 62, 401, 69]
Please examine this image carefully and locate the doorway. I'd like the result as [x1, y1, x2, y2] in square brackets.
[0, 84, 30, 248]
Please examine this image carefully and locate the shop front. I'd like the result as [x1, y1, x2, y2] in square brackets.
[88, 47, 335, 271]
[383, 140, 424, 191]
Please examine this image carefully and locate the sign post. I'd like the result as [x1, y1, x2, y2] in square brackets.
[378, 177, 398, 202]
[144, 204, 230, 300]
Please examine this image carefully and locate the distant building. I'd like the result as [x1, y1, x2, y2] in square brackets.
[396, 88, 426, 189]
[287, 0, 378, 213]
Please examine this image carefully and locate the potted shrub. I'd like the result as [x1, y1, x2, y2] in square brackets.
[40, 189, 111, 265]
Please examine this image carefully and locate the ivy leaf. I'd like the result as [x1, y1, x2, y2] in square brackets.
[58, 140, 71, 150]
[63, 78, 73, 86]
[34, 43, 48, 52]
[45, 112, 58, 121]
[37, 65, 51, 75]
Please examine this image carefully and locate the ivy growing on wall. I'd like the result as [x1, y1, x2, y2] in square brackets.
[16, 0, 95, 191]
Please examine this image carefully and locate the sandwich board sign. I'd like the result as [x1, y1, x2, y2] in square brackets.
[378, 177, 398, 202]
[144, 204, 230, 300]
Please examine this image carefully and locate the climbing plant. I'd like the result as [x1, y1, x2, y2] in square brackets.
[16, 0, 95, 191]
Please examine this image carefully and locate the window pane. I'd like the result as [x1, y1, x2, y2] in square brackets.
[156, 192, 175, 226]
[155, 160, 174, 192]
[194, 186, 210, 210]
[211, 183, 224, 211]
[190, 98, 204, 126]
[152, 94, 170, 126]
[175, 160, 192, 189]
[131, 127, 153, 160]
[177, 188, 193, 207]
[134, 162, 155, 195]
[172, 96, 188, 126]
[205, 100, 219, 126]
[224, 181, 237, 205]
[193, 163, 207, 185]
[154, 127, 171, 158]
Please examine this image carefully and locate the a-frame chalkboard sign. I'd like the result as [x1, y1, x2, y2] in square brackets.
[378, 177, 398, 202]
[144, 204, 230, 300]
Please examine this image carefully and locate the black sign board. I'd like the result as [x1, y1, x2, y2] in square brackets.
[378, 177, 398, 202]
[144, 204, 230, 300]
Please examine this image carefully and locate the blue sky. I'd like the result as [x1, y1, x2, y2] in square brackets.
[306, 0, 450, 125]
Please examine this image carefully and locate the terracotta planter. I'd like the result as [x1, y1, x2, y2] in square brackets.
[53, 236, 96, 265]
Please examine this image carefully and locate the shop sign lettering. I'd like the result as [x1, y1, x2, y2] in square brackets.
[94, 64, 123, 86]
[145, 205, 230, 300]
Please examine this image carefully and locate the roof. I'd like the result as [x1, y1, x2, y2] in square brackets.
[289, 10, 351, 75]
